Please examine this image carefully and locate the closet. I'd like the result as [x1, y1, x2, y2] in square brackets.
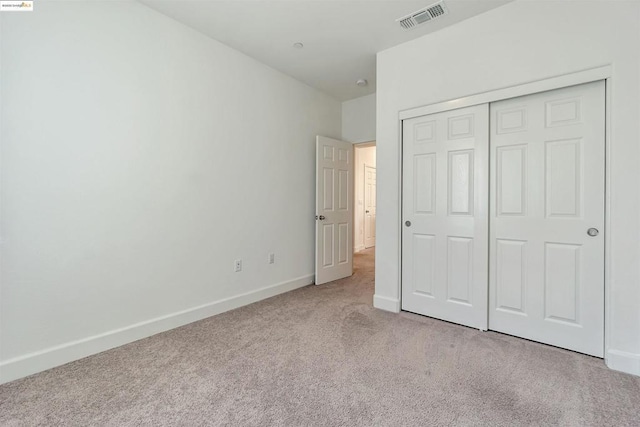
[401, 81, 605, 357]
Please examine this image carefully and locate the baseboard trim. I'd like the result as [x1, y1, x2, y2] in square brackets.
[373, 294, 400, 313]
[0, 274, 314, 385]
[606, 349, 640, 376]
[354, 245, 365, 253]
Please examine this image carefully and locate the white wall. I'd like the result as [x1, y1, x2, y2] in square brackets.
[376, 1, 640, 376]
[0, 1, 341, 383]
[342, 93, 376, 143]
[354, 145, 376, 252]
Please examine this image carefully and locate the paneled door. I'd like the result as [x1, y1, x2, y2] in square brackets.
[402, 105, 489, 330]
[489, 81, 605, 356]
[315, 136, 353, 285]
[364, 165, 376, 249]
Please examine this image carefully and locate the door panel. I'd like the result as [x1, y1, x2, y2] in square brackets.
[489, 81, 605, 357]
[316, 136, 353, 285]
[402, 104, 489, 330]
[364, 165, 376, 248]
[496, 145, 527, 215]
[495, 239, 526, 314]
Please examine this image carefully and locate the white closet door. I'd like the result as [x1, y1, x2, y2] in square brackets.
[489, 81, 605, 357]
[402, 105, 489, 330]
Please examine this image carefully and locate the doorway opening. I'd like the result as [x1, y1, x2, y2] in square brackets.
[354, 142, 376, 253]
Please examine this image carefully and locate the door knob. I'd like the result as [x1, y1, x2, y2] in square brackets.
[587, 228, 599, 237]
[366, 210, 370, 213]
[318, 215, 326, 221]
[405, 221, 411, 227]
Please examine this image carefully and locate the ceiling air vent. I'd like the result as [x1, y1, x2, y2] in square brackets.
[396, 1, 448, 30]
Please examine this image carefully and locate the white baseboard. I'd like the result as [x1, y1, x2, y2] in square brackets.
[0, 274, 314, 385]
[373, 294, 400, 313]
[354, 245, 365, 253]
[606, 349, 640, 376]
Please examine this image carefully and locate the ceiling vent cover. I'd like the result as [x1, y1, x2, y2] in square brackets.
[396, 1, 448, 30]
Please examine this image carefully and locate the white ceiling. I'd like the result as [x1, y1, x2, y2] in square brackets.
[140, 0, 512, 101]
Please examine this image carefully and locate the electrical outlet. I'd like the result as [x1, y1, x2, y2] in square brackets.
[269, 253, 275, 264]
[234, 259, 242, 272]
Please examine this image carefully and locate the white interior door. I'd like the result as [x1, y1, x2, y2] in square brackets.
[315, 136, 353, 285]
[489, 81, 605, 356]
[364, 165, 376, 249]
[401, 104, 489, 330]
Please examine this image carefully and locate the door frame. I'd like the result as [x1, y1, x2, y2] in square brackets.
[397, 65, 612, 359]
[353, 141, 376, 253]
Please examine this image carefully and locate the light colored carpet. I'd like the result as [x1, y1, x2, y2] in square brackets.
[1, 248, 639, 426]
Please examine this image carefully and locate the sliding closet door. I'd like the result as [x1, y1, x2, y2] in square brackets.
[402, 105, 489, 330]
[489, 81, 605, 357]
